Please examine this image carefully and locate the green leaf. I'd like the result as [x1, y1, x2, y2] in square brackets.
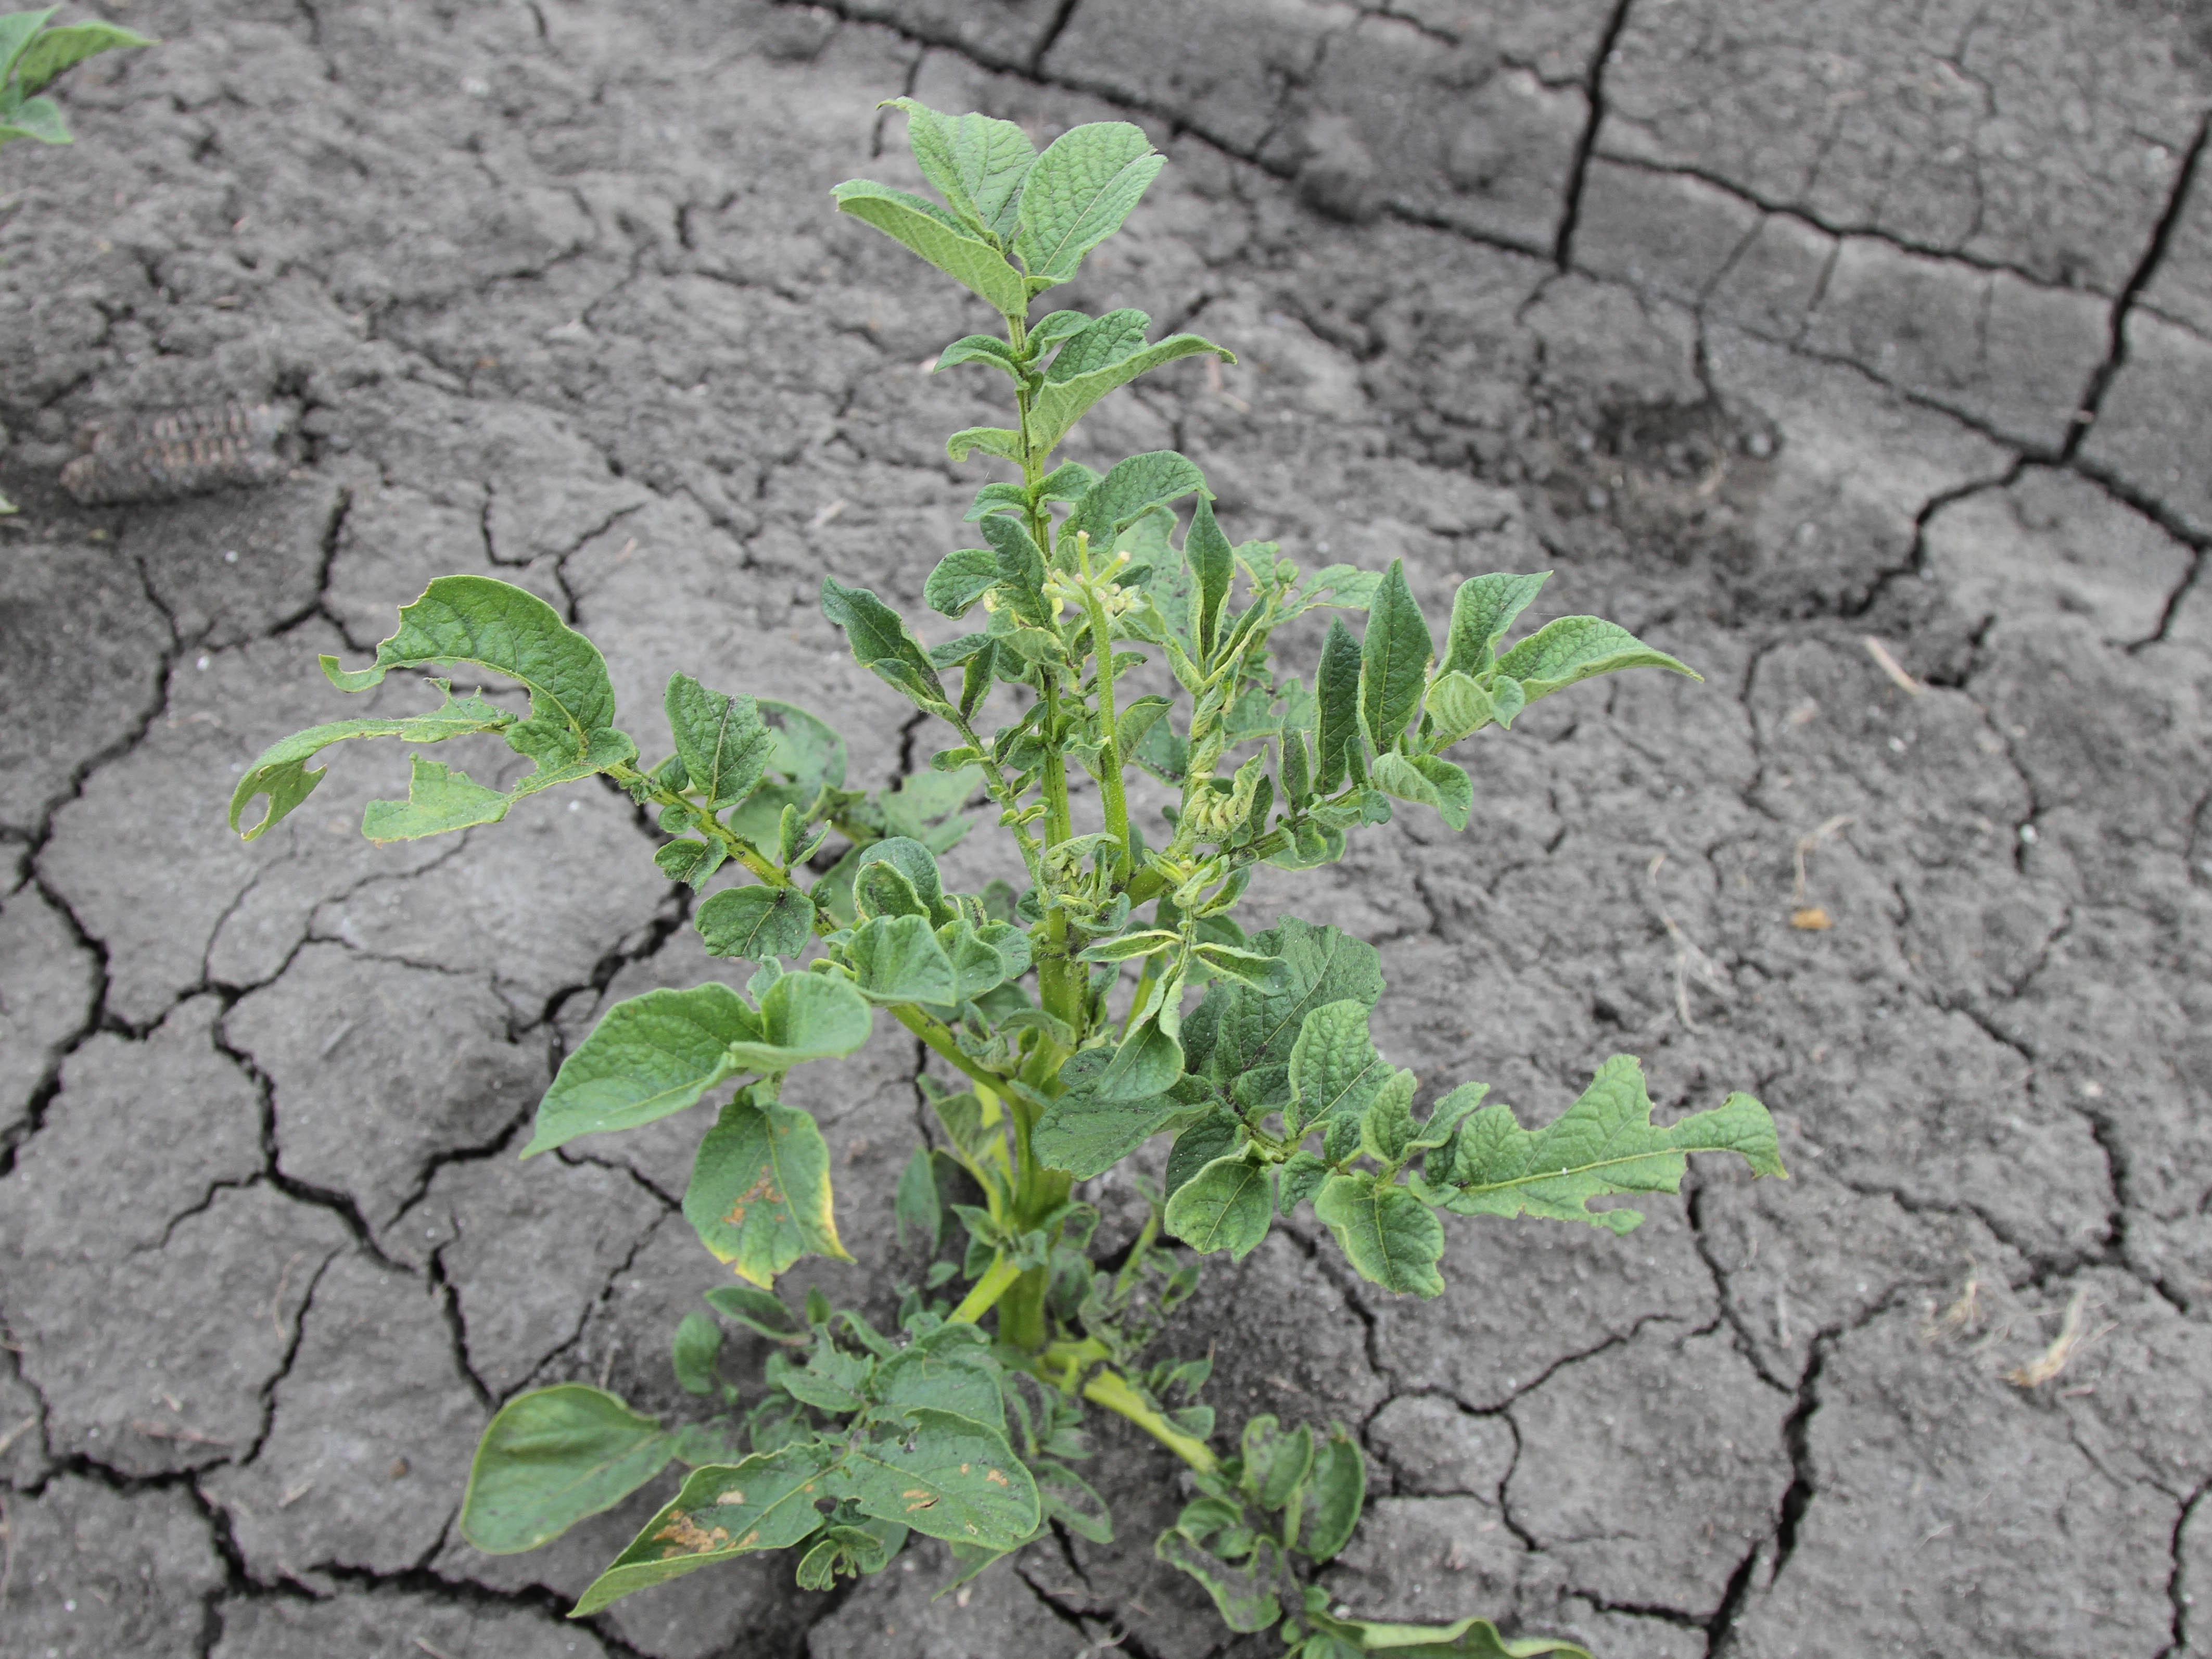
[1219, 918, 1384, 1073]
[1491, 615, 1697, 701]
[1358, 1069, 1420, 1166]
[1314, 617, 1364, 793]
[935, 334, 1023, 376]
[1184, 497, 1236, 660]
[725, 971, 875, 1074]
[831, 179, 1031, 316]
[1313, 1172, 1445, 1298]
[1439, 572, 1550, 680]
[524, 984, 761, 1156]
[873, 1341, 1006, 1437]
[1154, 1531, 1283, 1633]
[1361, 559, 1432, 749]
[569, 1442, 837, 1615]
[1026, 328, 1235, 454]
[848, 913, 960, 1007]
[0, 92, 67, 145]
[1277, 1149, 1330, 1214]
[7, 18, 151, 96]
[1244, 1416, 1314, 1512]
[795, 1523, 900, 1591]
[671, 1311, 724, 1397]
[694, 884, 816, 963]
[1035, 1460, 1113, 1544]
[1286, 998, 1387, 1136]
[703, 1284, 807, 1344]
[1095, 1012, 1184, 1100]
[321, 576, 625, 782]
[1014, 120, 1164, 285]
[1431, 1056, 1783, 1234]
[947, 425, 1023, 463]
[665, 675, 771, 810]
[1165, 1107, 1242, 1198]
[459, 1386, 675, 1556]
[942, 919, 1029, 1001]
[821, 578, 950, 710]
[1408, 755, 1471, 830]
[924, 547, 1001, 618]
[1300, 1427, 1365, 1562]
[357, 751, 510, 841]
[1031, 1085, 1185, 1179]
[1077, 929, 1180, 964]
[1163, 1153, 1274, 1260]
[228, 688, 518, 840]
[684, 1090, 853, 1287]
[1292, 565, 1385, 614]
[655, 838, 727, 890]
[1423, 672, 1511, 745]
[895, 1145, 943, 1253]
[1117, 694, 1172, 756]
[0, 11, 58, 84]
[1060, 451, 1211, 547]
[852, 837, 949, 922]
[842, 1408, 1040, 1548]
[884, 99, 1037, 244]
[1192, 942, 1288, 993]
[1042, 308, 1149, 381]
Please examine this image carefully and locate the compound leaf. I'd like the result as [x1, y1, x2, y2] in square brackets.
[569, 1442, 837, 1615]
[228, 689, 516, 840]
[1312, 1172, 1445, 1298]
[831, 178, 1031, 316]
[684, 1091, 852, 1286]
[459, 1385, 675, 1556]
[1163, 1153, 1273, 1260]
[1433, 1056, 1783, 1234]
[665, 675, 771, 810]
[1361, 559, 1431, 749]
[1439, 572, 1550, 679]
[1491, 616, 1697, 702]
[525, 984, 761, 1156]
[1014, 120, 1164, 285]
[694, 884, 816, 963]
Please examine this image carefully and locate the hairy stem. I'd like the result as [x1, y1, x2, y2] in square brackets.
[1082, 1367, 1219, 1474]
[949, 1252, 1023, 1323]
[1083, 577, 1133, 880]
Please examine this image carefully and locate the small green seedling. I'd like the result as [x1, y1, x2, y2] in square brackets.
[0, 7, 154, 513]
[0, 8, 153, 150]
[226, 100, 1784, 1653]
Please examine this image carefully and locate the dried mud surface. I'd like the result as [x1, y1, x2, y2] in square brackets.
[3, 3, 2210, 1656]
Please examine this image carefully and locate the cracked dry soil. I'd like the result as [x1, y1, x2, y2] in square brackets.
[3, 3, 2210, 1656]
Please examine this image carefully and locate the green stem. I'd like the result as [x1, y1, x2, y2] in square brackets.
[997, 1265, 1052, 1352]
[949, 1252, 1022, 1324]
[1083, 582, 1133, 881]
[1082, 1367, 1219, 1474]
[888, 1004, 1005, 1094]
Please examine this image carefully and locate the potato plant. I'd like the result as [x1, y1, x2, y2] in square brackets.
[228, 101, 1785, 1656]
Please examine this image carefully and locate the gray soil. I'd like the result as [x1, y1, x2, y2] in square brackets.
[2, 3, 2209, 1656]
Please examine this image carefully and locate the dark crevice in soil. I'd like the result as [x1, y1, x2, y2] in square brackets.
[1029, 0, 1085, 74]
[2060, 110, 2210, 462]
[298, 1559, 658, 1658]
[1553, 0, 1637, 270]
